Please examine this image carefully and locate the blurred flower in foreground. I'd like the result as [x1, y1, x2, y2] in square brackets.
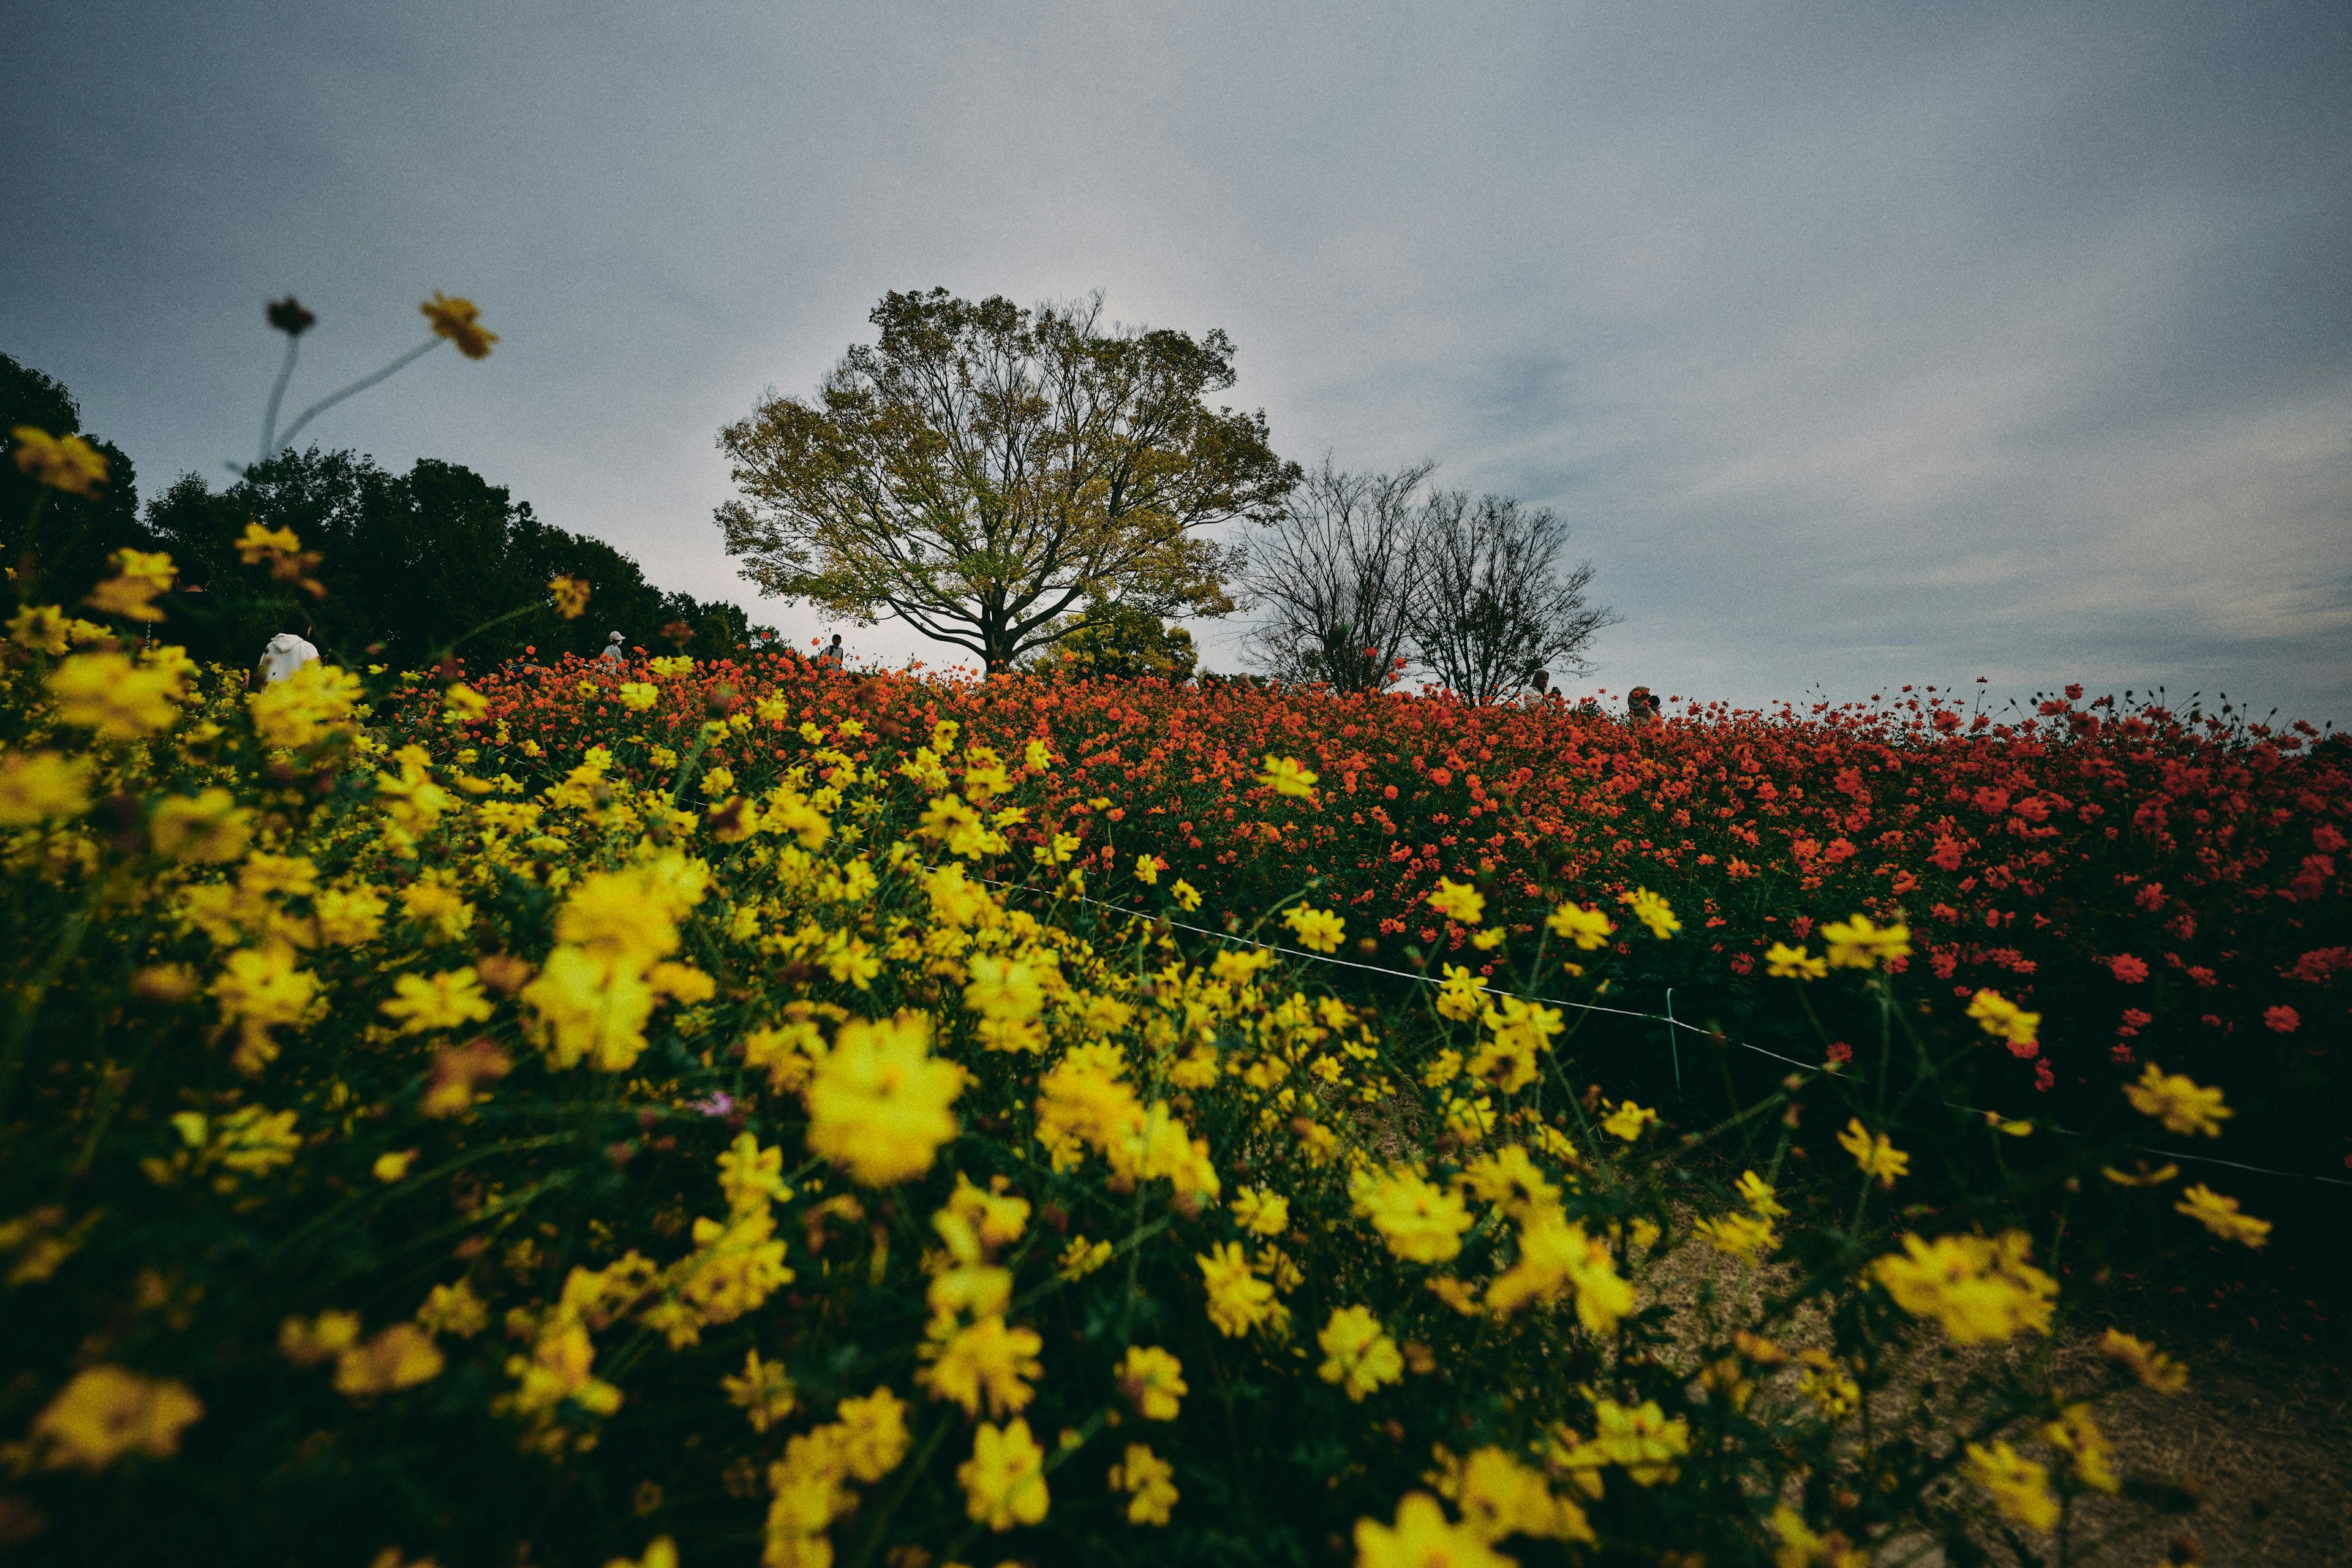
[421, 292, 498, 358]
[10, 426, 107, 496]
[30, 1366, 202, 1470]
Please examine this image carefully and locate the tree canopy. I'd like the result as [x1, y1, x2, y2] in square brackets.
[715, 288, 1297, 671]
[144, 448, 745, 670]
[2, 353, 148, 607]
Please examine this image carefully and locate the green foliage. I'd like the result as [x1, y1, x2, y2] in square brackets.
[1030, 600, 1199, 682]
[715, 288, 1298, 670]
[1, 353, 148, 607]
[143, 448, 747, 669]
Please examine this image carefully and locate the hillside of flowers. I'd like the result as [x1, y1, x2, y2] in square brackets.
[0, 533, 2312, 1566]
[435, 649, 2351, 1177]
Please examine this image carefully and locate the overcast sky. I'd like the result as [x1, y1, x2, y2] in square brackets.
[6, 1, 2348, 721]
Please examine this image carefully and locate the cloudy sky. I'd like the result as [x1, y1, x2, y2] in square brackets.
[7, 1, 2348, 721]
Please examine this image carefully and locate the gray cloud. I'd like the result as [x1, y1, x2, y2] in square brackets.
[3, 0, 2345, 718]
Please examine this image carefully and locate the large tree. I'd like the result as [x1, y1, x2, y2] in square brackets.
[2, 353, 148, 605]
[1243, 455, 1434, 693]
[1406, 491, 1616, 705]
[715, 289, 1297, 671]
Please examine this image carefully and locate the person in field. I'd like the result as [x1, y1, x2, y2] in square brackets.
[1627, 685, 1662, 725]
[254, 623, 320, 688]
[815, 633, 845, 670]
[598, 631, 627, 664]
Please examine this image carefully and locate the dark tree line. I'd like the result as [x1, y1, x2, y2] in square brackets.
[4, 352, 745, 672]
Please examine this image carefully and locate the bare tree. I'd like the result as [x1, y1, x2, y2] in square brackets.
[1406, 491, 1616, 704]
[1242, 456, 1434, 692]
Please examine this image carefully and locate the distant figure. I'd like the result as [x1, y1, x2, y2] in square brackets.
[1530, 669, 1551, 698]
[254, 627, 319, 688]
[1627, 685, 1662, 726]
[598, 631, 627, 665]
[815, 633, 845, 671]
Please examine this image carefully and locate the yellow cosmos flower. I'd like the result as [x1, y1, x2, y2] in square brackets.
[380, 968, 496, 1034]
[1196, 1241, 1277, 1336]
[1600, 1101, 1657, 1142]
[83, 548, 175, 623]
[1169, 878, 1202, 912]
[1254, 753, 1318, 798]
[1763, 941, 1825, 979]
[1281, 904, 1346, 953]
[1820, 913, 1910, 970]
[2097, 1329, 2188, 1393]
[1354, 1493, 1514, 1568]
[2123, 1063, 2231, 1137]
[1963, 1441, 2058, 1533]
[1107, 1442, 1179, 1526]
[548, 576, 590, 618]
[1619, 887, 1679, 939]
[420, 292, 498, 358]
[1870, 1229, 2056, 1344]
[957, 1417, 1049, 1532]
[1349, 1166, 1475, 1264]
[721, 1348, 799, 1433]
[802, 1011, 961, 1186]
[1965, 987, 2040, 1050]
[918, 1315, 1043, 1419]
[1836, 1118, 1909, 1188]
[334, 1323, 445, 1397]
[1558, 1398, 1689, 1486]
[1426, 878, 1485, 925]
[1117, 1345, 1186, 1420]
[31, 1365, 201, 1470]
[1316, 1305, 1404, 1401]
[11, 425, 108, 496]
[1546, 901, 1615, 950]
[963, 952, 1045, 1023]
[2173, 1183, 2270, 1248]
[46, 650, 183, 740]
[0, 748, 93, 826]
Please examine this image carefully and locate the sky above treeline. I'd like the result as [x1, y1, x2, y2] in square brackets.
[6, 1, 2348, 723]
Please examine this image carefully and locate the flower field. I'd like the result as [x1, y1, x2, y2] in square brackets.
[1, 578, 2340, 1564]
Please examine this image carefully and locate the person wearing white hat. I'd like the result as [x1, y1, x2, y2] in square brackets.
[598, 631, 627, 664]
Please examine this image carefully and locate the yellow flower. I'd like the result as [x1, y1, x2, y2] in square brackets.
[1426, 878, 1485, 925]
[1693, 1211, 1777, 1264]
[1559, 1398, 1689, 1486]
[1469, 995, 1561, 1092]
[1965, 987, 2040, 1050]
[2173, 1184, 2270, 1248]
[1486, 1209, 1634, 1330]
[416, 1280, 489, 1338]
[722, 1348, 799, 1433]
[1870, 1230, 2057, 1343]
[1545, 901, 1615, 949]
[2042, 1403, 2119, 1493]
[1107, 1441, 1179, 1526]
[1763, 941, 1825, 980]
[963, 952, 1045, 1023]
[1963, 1441, 2059, 1532]
[151, 788, 252, 863]
[0, 748, 93, 826]
[1282, 905, 1346, 953]
[1836, 1118, 1908, 1188]
[235, 522, 303, 564]
[1348, 1166, 1474, 1264]
[46, 650, 183, 739]
[1619, 887, 1679, 939]
[8, 603, 74, 654]
[1254, 753, 1318, 798]
[1057, 1235, 1114, 1280]
[10, 425, 108, 496]
[1819, 913, 1910, 970]
[957, 1417, 1049, 1532]
[1354, 1493, 1514, 1568]
[207, 946, 318, 1074]
[603, 1538, 676, 1568]
[1170, 878, 1202, 912]
[802, 1012, 962, 1186]
[334, 1323, 446, 1396]
[1436, 1444, 1593, 1545]
[372, 1150, 417, 1183]
[2096, 1329, 2188, 1394]
[420, 292, 498, 358]
[1735, 1169, 1787, 1220]
[1117, 1345, 1186, 1420]
[1231, 1186, 1289, 1237]
[1196, 1241, 1278, 1336]
[918, 1315, 1044, 1418]
[249, 662, 364, 748]
[1434, 963, 1488, 1022]
[1768, 1505, 1869, 1568]
[31, 1365, 202, 1470]
[83, 548, 176, 623]
[1316, 1305, 1404, 1401]
[380, 968, 496, 1034]
[2124, 1063, 2231, 1137]
[1600, 1101, 1657, 1142]
[549, 576, 590, 618]
[279, 1310, 364, 1366]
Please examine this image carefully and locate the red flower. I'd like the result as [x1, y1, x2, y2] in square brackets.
[2107, 954, 2148, 984]
[2263, 1005, 2300, 1034]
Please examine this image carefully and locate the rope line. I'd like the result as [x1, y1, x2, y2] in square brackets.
[969, 872, 2350, 1190]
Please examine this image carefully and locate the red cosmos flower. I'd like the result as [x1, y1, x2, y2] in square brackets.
[2263, 1005, 2300, 1034]
[2108, 954, 2149, 984]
